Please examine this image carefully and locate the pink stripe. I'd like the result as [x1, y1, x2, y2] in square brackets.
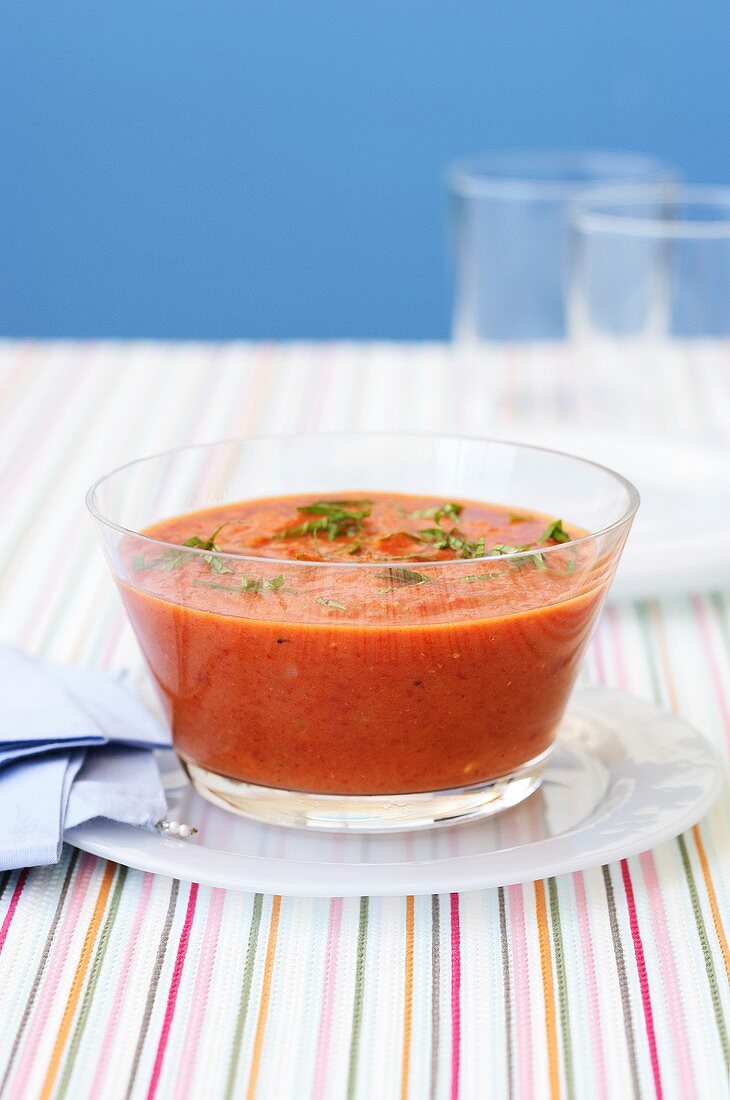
[620, 861, 663, 1100]
[0, 869, 29, 953]
[692, 596, 730, 750]
[7, 855, 95, 1100]
[507, 884, 533, 1100]
[572, 872, 608, 1100]
[145, 883, 199, 1100]
[449, 893, 461, 1100]
[88, 872, 154, 1098]
[591, 626, 606, 684]
[638, 852, 696, 1097]
[311, 897, 344, 1099]
[173, 889, 225, 1100]
[607, 606, 629, 691]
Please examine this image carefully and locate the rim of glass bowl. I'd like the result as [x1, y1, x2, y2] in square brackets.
[85, 432, 640, 572]
[570, 183, 730, 239]
[447, 150, 675, 202]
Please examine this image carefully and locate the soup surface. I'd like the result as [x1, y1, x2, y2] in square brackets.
[120, 492, 606, 794]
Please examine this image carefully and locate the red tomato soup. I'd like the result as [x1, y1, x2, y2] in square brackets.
[119, 493, 609, 794]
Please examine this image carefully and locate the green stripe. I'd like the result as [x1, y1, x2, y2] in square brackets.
[547, 877, 575, 1100]
[676, 835, 729, 1069]
[347, 897, 369, 1100]
[709, 592, 730, 656]
[636, 603, 664, 705]
[224, 892, 264, 1100]
[55, 865, 128, 1100]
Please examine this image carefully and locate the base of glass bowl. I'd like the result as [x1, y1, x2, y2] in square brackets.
[180, 747, 553, 832]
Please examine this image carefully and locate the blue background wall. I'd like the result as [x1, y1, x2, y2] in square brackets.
[1, 2, 728, 340]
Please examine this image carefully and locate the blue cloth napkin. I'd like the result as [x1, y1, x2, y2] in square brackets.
[0, 647, 171, 871]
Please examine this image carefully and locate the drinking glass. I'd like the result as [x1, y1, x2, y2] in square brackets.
[449, 151, 676, 344]
[87, 433, 637, 831]
[568, 184, 730, 342]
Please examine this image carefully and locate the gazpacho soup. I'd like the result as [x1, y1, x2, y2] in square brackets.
[119, 491, 614, 796]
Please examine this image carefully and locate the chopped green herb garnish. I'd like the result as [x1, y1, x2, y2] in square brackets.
[375, 567, 431, 589]
[299, 499, 373, 512]
[276, 500, 373, 542]
[490, 543, 526, 556]
[241, 577, 263, 591]
[458, 573, 501, 584]
[195, 574, 289, 594]
[490, 543, 547, 571]
[206, 554, 232, 574]
[565, 558, 577, 574]
[183, 522, 229, 551]
[412, 527, 486, 559]
[409, 501, 463, 524]
[317, 596, 346, 611]
[132, 524, 233, 574]
[539, 519, 570, 544]
[508, 512, 534, 523]
[194, 580, 248, 592]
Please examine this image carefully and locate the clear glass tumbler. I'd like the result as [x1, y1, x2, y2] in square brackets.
[87, 433, 638, 831]
[449, 150, 676, 344]
[568, 184, 730, 342]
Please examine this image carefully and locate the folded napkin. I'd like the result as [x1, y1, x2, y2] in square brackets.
[0, 647, 172, 871]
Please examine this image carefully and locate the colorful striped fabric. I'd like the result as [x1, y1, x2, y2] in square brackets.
[0, 340, 728, 1099]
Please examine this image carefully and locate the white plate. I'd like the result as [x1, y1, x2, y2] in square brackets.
[514, 429, 730, 601]
[65, 689, 724, 897]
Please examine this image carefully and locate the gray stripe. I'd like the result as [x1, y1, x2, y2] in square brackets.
[223, 892, 264, 1100]
[0, 848, 80, 1096]
[346, 896, 369, 1100]
[548, 877, 575, 1100]
[123, 878, 180, 1100]
[430, 894, 441, 1100]
[676, 834, 729, 1069]
[602, 865, 641, 1099]
[498, 887, 515, 1100]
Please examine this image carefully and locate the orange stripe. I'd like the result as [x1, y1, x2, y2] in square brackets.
[38, 861, 116, 1100]
[534, 880, 561, 1100]
[246, 895, 281, 1100]
[400, 896, 415, 1100]
[692, 824, 730, 984]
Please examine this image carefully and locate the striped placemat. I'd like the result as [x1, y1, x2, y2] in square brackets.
[0, 340, 728, 1099]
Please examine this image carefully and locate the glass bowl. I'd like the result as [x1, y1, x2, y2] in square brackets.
[86, 433, 638, 831]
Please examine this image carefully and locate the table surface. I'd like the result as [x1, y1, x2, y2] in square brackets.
[0, 340, 728, 1100]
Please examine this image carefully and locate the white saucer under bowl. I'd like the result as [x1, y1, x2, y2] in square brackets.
[65, 688, 724, 897]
